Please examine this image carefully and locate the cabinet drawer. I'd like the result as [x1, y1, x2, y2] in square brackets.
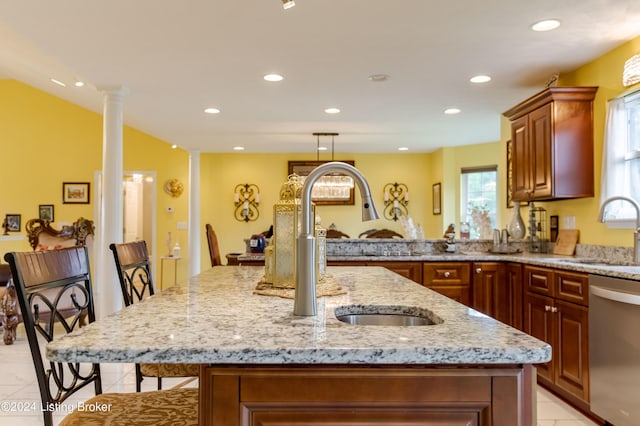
[423, 262, 470, 285]
[524, 265, 554, 297]
[423, 263, 471, 306]
[555, 270, 589, 306]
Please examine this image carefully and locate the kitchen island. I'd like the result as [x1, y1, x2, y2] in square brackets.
[47, 266, 550, 425]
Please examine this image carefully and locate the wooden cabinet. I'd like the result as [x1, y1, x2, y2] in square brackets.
[423, 262, 471, 306]
[200, 365, 536, 426]
[504, 87, 598, 202]
[523, 265, 590, 410]
[506, 263, 524, 330]
[471, 262, 523, 329]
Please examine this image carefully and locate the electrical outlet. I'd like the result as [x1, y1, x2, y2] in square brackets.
[564, 216, 576, 229]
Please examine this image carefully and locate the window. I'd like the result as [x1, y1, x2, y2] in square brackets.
[600, 91, 640, 225]
[460, 166, 497, 239]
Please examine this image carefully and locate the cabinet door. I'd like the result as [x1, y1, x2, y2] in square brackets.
[554, 300, 590, 404]
[511, 115, 531, 201]
[507, 263, 523, 330]
[523, 292, 555, 382]
[423, 263, 471, 306]
[529, 103, 553, 199]
[472, 263, 508, 322]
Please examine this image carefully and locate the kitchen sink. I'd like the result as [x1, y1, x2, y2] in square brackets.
[334, 305, 443, 326]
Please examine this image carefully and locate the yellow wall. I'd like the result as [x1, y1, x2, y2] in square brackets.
[199, 152, 444, 266]
[0, 80, 189, 281]
[3, 34, 639, 278]
[502, 36, 640, 247]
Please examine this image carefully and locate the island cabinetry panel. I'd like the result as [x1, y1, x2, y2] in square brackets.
[199, 365, 535, 426]
[523, 265, 590, 409]
[423, 262, 471, 306]
[504, 86, 597, 202]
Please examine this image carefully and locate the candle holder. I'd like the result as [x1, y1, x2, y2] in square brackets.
[234, 183, 260, 222]
[383, 182, 409, 221]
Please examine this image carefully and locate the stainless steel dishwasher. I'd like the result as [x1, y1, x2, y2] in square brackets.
[589, 274, 640, 425]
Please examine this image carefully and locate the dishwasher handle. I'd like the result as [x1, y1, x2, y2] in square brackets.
[591, 284, 640, 306]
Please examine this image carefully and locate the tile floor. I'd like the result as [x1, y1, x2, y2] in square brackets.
[0, 326, 599, 425]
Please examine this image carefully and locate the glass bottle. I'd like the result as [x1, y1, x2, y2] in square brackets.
[508, 201, 526, 240]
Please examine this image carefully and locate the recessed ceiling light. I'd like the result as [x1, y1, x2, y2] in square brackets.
[444, 108, 461, 115]
[50, 78, 66, 87]
[470, 75, 491, 83]
[531, 19, 561, 32]
[233, 146, 245, 151]
[74, 81, 85, 87]
[171, 144, 178, 149]
[264, 73, 284, 82]
[282, 0, 295, 10]
[324, 107, 340, 114]
[204, 107, 220, 114]
[398, 147, 409, 151]
[368, 74, 390, 82]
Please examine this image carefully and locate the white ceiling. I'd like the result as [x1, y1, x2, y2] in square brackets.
[1, 0, 639, 154]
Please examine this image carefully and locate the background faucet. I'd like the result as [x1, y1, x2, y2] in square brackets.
[294, 162, 379, 316]
[598, 195, 640, 264]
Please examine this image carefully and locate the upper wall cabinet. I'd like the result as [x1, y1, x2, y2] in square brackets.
[503, 87, 598, 202]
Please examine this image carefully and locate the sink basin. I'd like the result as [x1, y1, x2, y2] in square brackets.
[334, 305, 443, 326]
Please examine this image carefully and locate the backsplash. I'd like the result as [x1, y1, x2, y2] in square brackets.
[326, 238, 634, 263]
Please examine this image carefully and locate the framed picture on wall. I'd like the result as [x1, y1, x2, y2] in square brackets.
[62, 182, 91, 204]
[432, 183, 442, 215]
[39, 204, 54, 221]
[5, 214, 21, 232]
[287, 161, 355, 205]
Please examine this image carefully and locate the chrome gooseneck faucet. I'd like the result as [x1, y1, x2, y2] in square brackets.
[598, 195, 640, 264]
[294, 162, 380, 316]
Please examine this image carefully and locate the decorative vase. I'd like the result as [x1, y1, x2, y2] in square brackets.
[508, 201, 526, 239]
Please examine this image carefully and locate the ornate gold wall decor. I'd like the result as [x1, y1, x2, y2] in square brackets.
[383, 182, 409, 221]
[233, 183, 260, 222]
[163, 179, 184, 198]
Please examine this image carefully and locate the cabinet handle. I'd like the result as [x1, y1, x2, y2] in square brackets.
[476, 268, 482, 273]
[551, 306, 558, 313]
[444, 272, 450, 278]
[544, 305, 551, 311]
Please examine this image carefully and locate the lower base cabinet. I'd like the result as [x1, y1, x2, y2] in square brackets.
[200, 365, 536, 426]
[523, 266, 590, 412]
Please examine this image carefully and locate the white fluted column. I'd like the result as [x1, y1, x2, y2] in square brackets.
[188, 149, 201, 276]
[96, 87, 127, 319]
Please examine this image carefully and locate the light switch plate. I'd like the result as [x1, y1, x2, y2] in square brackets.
[564, 216, 576, 229]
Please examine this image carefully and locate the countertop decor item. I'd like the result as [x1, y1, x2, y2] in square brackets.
[383, 182, 409, 221]
[508, 201, 526, 239]
[233, 183, 260, 222]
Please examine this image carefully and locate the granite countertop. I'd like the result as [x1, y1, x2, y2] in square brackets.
[238, 250, 640, 280]
[47, 266, 550, 366]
